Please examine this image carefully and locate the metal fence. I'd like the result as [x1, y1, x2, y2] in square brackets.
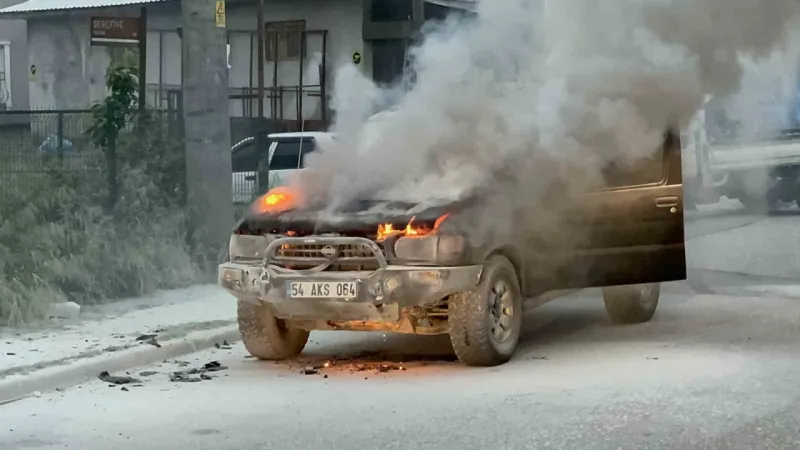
[0, 108, 183, 205]
[0, 110, 99, 200]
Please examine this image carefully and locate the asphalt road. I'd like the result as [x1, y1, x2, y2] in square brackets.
[4, 208, 800, 450]
[6, 287, 800, 450]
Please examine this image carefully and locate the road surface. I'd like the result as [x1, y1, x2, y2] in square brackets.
[4, 287, 800, 450]
[4, 207, 800, 450]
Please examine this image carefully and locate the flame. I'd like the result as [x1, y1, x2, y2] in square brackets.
[433, 213, 450, 229]
[251, 186, 297, 215]
[376, 214, 450, 241]
[405, 217, 421, 236]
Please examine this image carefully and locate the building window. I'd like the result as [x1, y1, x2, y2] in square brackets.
[0, 42, 10, 109]
[265, 20, 306, 61]
[370, 0, 413, 22]
[109, 46, 140, 69]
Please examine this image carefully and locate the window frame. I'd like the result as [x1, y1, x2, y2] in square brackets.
[0, 41, 12, 109]
[264, 20, 306, 62]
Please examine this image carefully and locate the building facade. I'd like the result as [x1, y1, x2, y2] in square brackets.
[0, 0, 29, 110]
[0, 0, 473, 128]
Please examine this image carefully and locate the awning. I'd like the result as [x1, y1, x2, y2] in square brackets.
[0, 0, 167, 15]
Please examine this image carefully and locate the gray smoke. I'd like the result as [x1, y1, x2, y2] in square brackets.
[295, 0, 800, 236]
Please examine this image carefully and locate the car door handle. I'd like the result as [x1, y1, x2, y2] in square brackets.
[655, 196, 679, 208]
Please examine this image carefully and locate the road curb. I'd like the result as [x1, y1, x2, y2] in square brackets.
[0, 324, 241, 405]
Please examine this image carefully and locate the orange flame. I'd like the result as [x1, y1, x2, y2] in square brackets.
[376, 214, 450, 241]
[251, 186, 298, 215]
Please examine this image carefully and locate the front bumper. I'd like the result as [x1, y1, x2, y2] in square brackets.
[218, 236, 482, 322]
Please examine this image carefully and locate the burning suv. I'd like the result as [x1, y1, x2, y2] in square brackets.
[219, 132, 686, 367]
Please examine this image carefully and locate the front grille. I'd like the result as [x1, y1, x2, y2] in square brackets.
[276, 243, 381, 259]
[272, 243, 386, 271]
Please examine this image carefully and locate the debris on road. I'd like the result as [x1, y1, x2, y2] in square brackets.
[101, 345, 126, 353]
[202, 361, 227, 372]
[214, 340, 232, 350]
[139, 371, 158, 377]
[170, 360, 228, 383]
[170, 372, 202, 383]
[376, 364, 406, 373]
[134, 333, 162, 348]
[296, 358, 408, 376]
[98, 371, 140, 385]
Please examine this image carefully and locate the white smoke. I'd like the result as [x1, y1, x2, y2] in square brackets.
[708, 26, 800, 141]
[296, 0, 800, 229]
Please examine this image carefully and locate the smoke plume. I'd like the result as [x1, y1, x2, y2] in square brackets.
[295, 0, 800, 237]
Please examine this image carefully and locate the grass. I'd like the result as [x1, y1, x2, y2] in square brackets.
[0, 123, 199, 326]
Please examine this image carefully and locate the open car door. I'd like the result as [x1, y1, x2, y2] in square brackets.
[548, 131, 687, 289]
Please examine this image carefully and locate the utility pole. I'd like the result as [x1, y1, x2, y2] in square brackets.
[181, 0, 234, 271]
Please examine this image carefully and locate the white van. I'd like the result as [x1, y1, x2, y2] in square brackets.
[231, 132, 335, 204]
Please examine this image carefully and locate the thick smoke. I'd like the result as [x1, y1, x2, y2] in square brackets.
[295, 0, 800, 238]
[707, 26, 800, 141]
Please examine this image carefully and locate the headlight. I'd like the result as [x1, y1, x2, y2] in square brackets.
[394, 234, 465, 264]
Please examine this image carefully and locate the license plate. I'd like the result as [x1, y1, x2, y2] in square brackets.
[287, 281, 358, 299]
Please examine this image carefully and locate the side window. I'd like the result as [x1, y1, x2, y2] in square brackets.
[231, 142, 258, 172]
[600, 132, 672, 188]
[269, 139, 316, 170]
[601, 151, 664, 188]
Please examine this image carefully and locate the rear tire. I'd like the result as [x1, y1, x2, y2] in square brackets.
[448, 255, 523, 367]
[237, 299, 309, 360]
[602, 283, 660, 325]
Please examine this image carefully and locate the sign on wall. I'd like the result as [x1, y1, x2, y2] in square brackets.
[90, 17, 141, 45]
[215, 1, 226, 28]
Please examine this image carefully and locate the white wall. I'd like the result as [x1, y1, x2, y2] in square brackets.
[224, 0, 363, 119]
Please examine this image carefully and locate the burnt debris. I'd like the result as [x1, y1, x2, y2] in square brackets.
[170, 360, 228, 383]
[98, 371, 140, 385]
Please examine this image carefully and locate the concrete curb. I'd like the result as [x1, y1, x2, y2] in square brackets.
[0, 324, 241, 405]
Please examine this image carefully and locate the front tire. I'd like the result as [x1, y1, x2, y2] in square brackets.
[448, 255, 523, 367]
[237, 299, 309, 360]
[602, 283, 660, 325]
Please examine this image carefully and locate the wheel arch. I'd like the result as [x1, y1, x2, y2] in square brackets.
[483, 245, 524, 291]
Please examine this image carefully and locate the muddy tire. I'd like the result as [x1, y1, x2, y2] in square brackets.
[602, 283, 660, 325]
[237, 299, 309, 360]
[448, 255, 523, 367]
